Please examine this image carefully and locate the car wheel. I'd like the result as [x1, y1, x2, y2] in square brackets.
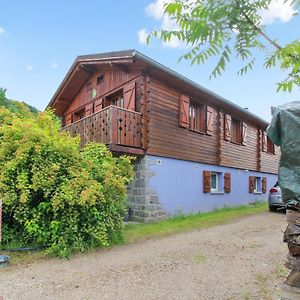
[269, 205, 277, 212]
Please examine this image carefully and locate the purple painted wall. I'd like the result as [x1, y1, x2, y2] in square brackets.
[148, 155, 278, 215]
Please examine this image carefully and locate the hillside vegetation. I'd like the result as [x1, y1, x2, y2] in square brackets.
[0, 87, 39, 115]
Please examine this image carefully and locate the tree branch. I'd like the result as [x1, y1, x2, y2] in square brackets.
[235, 0, 282, 50]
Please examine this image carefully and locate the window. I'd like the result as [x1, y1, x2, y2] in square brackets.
[267, 137, 275, 154]
[203, 170, 229, 193]
[231, 118, 241, 144]
[97, 74, 104, 85]
[210, 172, 218, 192]
[105, 90, 124, 108]
[189, 102, 205, 133]
[249, 176, 266, 193]
[73, 108, 85, 122]
[179, 95, 214, 135]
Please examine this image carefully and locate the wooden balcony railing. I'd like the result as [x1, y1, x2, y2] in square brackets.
[62, 106, 142, 149]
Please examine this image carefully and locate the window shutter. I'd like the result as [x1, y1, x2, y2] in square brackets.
[85, 103, 93, 116]
[262, 131, 267, 152]
[65, 114, 72, 126]
[224, 114, 232, 141]
[206, 106, 214, 135]
[123, 82, 136, 111]
[94, 98, 104, 112]
[241, 122, 247, 145]
[179, 94, 190, 128]
[249, 176, 255, 193]
[224, 173, 231, 193]
[262, 177, 267, 193]
[203, 170, 211, 193]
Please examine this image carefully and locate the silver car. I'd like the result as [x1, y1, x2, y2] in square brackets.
[268, 181, 285, 211]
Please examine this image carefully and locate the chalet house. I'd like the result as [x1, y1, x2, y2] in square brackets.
[48, 50, 280, 222]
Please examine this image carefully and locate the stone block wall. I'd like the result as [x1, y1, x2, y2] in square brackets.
[127, 156, 166, 222]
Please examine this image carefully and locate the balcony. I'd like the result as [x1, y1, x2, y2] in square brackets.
[62, 106, 144, 155]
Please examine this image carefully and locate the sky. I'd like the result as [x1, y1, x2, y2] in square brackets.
[0, 0, 299, 122]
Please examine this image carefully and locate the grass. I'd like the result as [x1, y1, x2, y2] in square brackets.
[123, 201, 267, 244]
[1, 201, 267, 266]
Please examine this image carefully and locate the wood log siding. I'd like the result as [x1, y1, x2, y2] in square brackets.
[63, 106, 142, 148]
[147, 78, 218, 164]
[219, 113, 258, 172]
[64, 69, 142, 116]
[146, 77, 280, 173]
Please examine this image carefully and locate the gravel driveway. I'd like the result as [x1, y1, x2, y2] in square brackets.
[0, 212, 287, 300]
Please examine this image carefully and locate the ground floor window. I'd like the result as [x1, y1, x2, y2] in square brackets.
[249, 176, 267, 193]
[210, 172, 219, 192]
[203, 170, 231, 193]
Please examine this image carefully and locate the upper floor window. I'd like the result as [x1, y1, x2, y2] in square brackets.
[224, 114, 247, 145]
[97, 73, 104, 85]
[179, 95, 214, 135]
[262, 131, 275, 154]
[231, 118, 241, 144]
[106, 90, 124, 108]
[267, 137, 275, 154]
[189, 102, 205, 133]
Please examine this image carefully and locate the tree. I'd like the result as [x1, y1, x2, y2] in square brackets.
[0, 109, 134, 257]
[149, 0, 300, 92]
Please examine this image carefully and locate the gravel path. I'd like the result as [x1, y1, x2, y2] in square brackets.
[0, 212, 287, 300]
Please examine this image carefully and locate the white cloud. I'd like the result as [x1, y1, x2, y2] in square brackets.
[259, 0, 297, 25]
[142, 0, 186, 49]
[145, 0, 170, 19]
[137, 28, 149, 45]
[0, 27, 5, 36]
[26, 64, 33, 71]
[163, 36, 184, 49]
[51, 62, 59, 69]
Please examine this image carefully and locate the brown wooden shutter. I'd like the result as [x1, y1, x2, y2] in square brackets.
[85, 103, 93, 116]
[123, 82, 136, 111]
[206, 106, 214, 135]
[203, 170, 211, 193]
[249, 176, 255, 193]
[262, 131, 267, 152]
[179, 94, 190, 128]
[224, 173, 231, 193]
[262, 177, 267, 193]
[241, 122, 247, 145]
[94, 98, 104, 112]
[65, 114, 72, 126]
[224, 114, 232, 141]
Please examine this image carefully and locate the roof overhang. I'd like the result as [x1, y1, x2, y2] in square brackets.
[48, 49, 269, 128]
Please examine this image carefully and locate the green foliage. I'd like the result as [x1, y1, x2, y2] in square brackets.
[0, 87, 39, 116]
[149, 0, 300, 92]
[0, 109, 134, 257]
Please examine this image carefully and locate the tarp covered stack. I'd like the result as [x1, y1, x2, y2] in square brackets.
[267, 101, 300, 295]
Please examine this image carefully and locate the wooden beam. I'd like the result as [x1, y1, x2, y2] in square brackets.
[109, 144, 145, 156]
[78, 64, 97, 73]
[110, 62, 129, 73]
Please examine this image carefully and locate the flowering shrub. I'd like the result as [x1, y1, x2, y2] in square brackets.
[0, 109, 133, 256]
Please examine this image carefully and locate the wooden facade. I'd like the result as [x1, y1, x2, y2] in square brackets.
[49, 50, 280, 175]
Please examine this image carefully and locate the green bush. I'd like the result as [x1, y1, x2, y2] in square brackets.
[0, 109, 134, 257]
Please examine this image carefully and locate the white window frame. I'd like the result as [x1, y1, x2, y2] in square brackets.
[253, 177, 262, 193]
[210, 172, 219, 192]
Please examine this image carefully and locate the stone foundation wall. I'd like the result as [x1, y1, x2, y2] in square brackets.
[127, 156, 166, 222]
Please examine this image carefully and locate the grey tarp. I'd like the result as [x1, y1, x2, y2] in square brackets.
[267, 101, 300, 206]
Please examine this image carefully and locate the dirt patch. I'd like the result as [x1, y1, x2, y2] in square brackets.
[0, 212, 287, 299]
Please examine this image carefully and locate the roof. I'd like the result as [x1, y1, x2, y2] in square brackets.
[48, 49, 269, 128]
